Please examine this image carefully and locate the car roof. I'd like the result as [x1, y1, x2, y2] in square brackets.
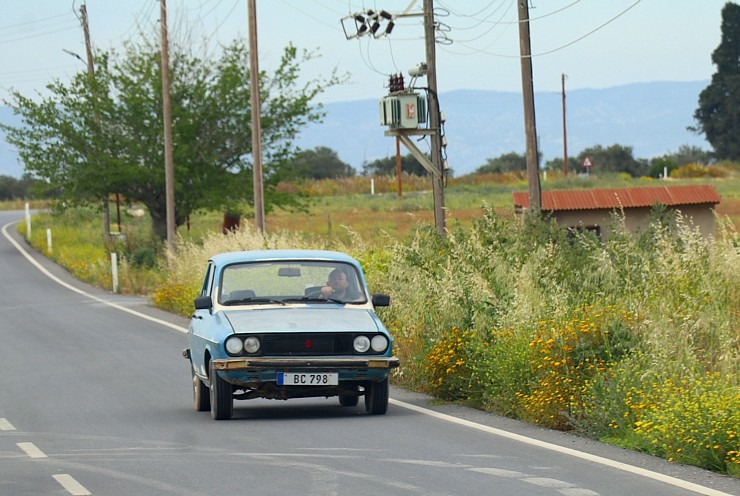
[209, 249, 360, 267]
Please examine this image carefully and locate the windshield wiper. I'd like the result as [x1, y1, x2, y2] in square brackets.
[283, 296, 345, 304]
[222, 297, 286, 306]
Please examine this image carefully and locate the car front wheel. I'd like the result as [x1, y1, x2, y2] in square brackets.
[192, 365, 210, 412]
[209, 361, 233, 420]
[364, 378, 389, 415]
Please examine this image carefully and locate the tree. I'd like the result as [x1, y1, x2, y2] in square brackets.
[290, 147, 355, 180]
[543, 156, 579, 174]
[0, 173, 39, 201]
[576, 144, 646, 177]
[647, 144, 714, 178]
[693, 2, 740, 160]
[362, 153, 429, 177]
[666, 144, 714, 166]
[1, 36, 343, 240]
[474, 152, 526, 174]
[647, 157, 678, 178]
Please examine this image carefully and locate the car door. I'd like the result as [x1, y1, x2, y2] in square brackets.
[188, 261, 216, 378]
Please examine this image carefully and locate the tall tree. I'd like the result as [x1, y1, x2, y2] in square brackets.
[2, 37, 343, 240]
[693, 2, 740, 160]
[576, 144, 646, 177]
[474, 151, 527, 174]
[667, 144, 714, 166]
[290, 147, 355, 180]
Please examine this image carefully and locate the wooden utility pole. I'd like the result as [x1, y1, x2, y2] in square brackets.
[396, 137, 402, 197]
[79, 4, 110, 242]
[423, 0, 446, 235]
[160, 0, 176, 252]
[562, 73, 568, 176]
[248, 0, 265, 234]
[517, 0, 541, 211]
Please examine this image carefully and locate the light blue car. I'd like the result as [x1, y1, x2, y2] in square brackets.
[183, 249, 399, 420]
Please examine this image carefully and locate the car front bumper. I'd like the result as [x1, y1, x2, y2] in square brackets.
[212, 356, 400, 371]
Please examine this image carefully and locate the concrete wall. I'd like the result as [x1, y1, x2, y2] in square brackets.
[549, 204, 717, 240]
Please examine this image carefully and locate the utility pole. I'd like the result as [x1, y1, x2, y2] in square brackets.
[517, 0, 541, 212]
[395, 137, 402, 197]
[423, 0, 446, 235]
[424, 0, 447, 236]
[344, 2, 445, 234]
[562, 73, 568, 176]
[248, 0, 265, 234]
[160, 0, 177, 253]
[79, 4, 110, 242]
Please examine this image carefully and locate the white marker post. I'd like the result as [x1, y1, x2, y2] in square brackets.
[111, 253, 118, 294]
[46, 229, 52, 253]
[25, 203, 31, 240]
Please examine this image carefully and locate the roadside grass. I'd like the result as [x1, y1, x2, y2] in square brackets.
[11, 172, 740, 476]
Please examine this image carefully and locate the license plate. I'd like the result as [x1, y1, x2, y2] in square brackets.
[277, 372, 338, 386]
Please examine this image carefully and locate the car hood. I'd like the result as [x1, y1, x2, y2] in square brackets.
[223, 307, 383, 333]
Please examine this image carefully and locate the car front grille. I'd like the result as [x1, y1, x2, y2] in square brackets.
[260, 333, 354, 356]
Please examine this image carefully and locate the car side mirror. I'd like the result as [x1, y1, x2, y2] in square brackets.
[194, 296, 212, 310]
[372, 294, 390, 307]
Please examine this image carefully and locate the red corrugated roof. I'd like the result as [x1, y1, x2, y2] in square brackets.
[513, 185, 721, 211]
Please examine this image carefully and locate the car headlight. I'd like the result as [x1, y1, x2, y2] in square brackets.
[244, 336, 261, 354]
[371, 335, 388, 352]
[353, 335, 371, 353]
[225, 336, 244, 355]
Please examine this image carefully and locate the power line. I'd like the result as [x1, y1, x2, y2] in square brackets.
[280, 0, 345, 31]
[532, 0, 642, 57]
[436, 1, 514, 45]
[440, 0, 642, 59]
[0, 12, 72, 31]
[0, 25, 80, 46]
[439, 0, 583, 26]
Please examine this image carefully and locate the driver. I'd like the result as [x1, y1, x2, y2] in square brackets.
[320, 269, 350, 299]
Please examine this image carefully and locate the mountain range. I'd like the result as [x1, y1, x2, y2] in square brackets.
[0, 80, 710, 178]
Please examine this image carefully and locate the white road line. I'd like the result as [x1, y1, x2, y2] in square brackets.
[3, 220, 734, 496]
[0, 418, 16, 431]
[1, 222, 186, 334]
[390, 399, 735, 496]
[16, 442, 47, 459]
[53, 474, 92, 496]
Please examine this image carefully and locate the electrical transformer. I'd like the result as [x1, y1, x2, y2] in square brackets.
[379, 93, 427, 129]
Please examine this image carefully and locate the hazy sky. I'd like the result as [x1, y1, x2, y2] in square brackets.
[0, 0, 730, 104]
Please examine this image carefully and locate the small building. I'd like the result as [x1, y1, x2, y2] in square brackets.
[512, 184, 721, 240]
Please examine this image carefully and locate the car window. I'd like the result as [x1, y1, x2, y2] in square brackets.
[218, 260, 367, 304]
[200, 262, 215, 297]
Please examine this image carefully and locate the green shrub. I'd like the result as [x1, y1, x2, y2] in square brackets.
[130, 247, 157, 268]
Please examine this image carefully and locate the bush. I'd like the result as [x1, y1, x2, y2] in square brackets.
[130, 247, 157, 268]
[670, 163, 730, 178]
[515, 306, 636, 430]
[630, 372, 739, 475]
[381, 206, 738, 474]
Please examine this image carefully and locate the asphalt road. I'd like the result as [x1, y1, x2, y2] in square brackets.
[1, 210, 738, 496]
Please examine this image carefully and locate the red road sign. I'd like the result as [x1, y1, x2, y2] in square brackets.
[583, 156, 592, 168]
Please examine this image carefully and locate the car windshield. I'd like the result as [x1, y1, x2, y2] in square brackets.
[218, 260, 368, 306]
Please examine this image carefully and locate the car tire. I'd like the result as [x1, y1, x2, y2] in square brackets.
[209, 361, 233, 420]
[192, 365, 210, 412]
[339, 394, 359, 407]
[364, 377, 389, 415]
